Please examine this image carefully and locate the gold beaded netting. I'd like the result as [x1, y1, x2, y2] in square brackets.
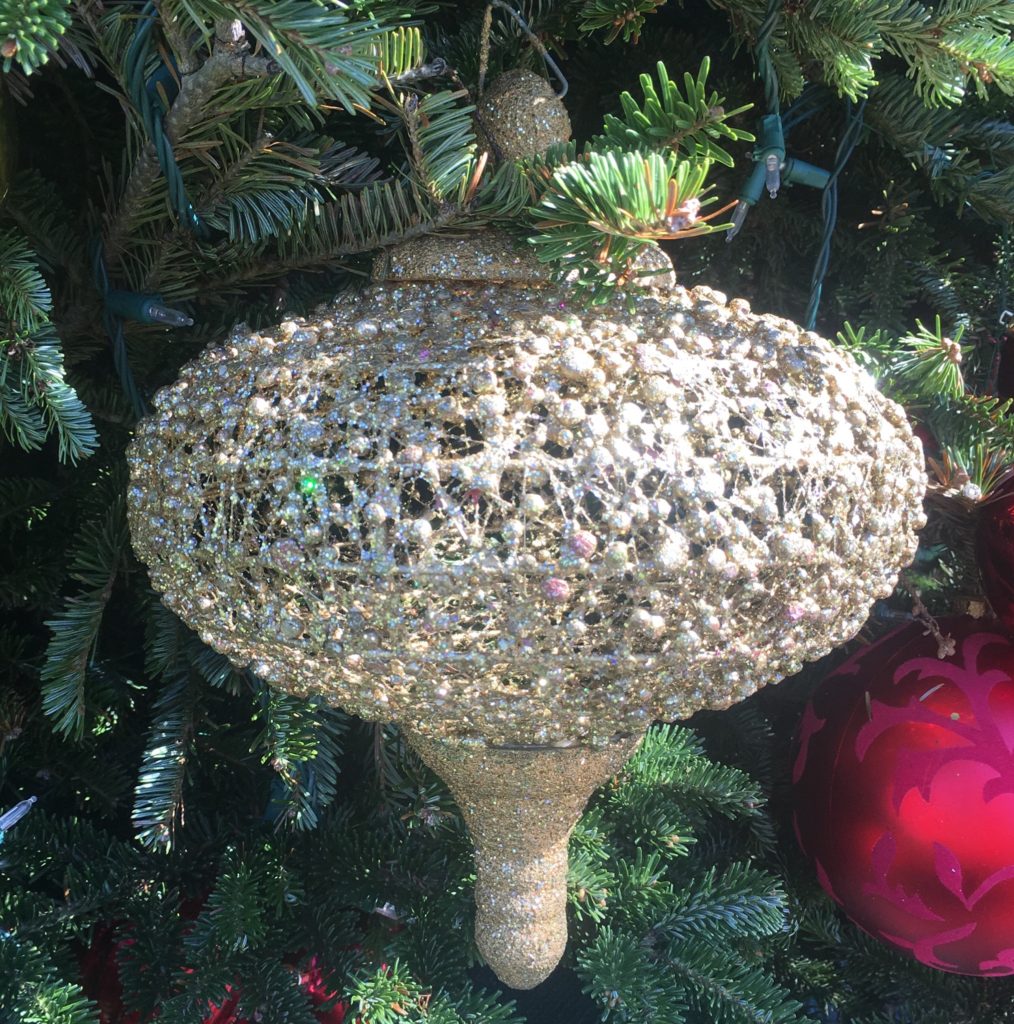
[126, 68, 927, 991]
[129, 261, 927, 743]
[126, 235, 927, 986]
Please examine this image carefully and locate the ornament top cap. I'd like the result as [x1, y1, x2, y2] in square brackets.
[375, 228, 676, 288]
[375, 230, 550, 284]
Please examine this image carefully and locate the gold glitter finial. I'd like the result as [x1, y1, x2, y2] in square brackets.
[406, 729, 642, 989]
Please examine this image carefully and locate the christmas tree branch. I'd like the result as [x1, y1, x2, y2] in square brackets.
[40, 497, 128, 738]
[0, 937, 99, 1024]
[0, 229, 97, 461]
[104, 19, 278, 267]
[278, 185, 470, 269]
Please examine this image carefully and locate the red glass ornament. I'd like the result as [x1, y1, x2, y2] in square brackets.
[200, 987, 244, 1024]
[792, 617, 1014, 975]
[197, 961, 347, 1024]
[196, 963, 348, 1024]
[977, 480, 1014, 633]
[78, 923, 142, 1024]
[80, 922, 348, 1024]
[298, 958, 347, 1024]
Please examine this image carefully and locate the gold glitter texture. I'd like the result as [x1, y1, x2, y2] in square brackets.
[377, 229, 675, 292]
[475, 69, 571, 163]
[127, 280, 926, 746]
[126, 254, 927, 987]
[407, 729, 641, 989]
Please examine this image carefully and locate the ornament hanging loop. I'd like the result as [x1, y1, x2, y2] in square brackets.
[482, 1, 569, 98]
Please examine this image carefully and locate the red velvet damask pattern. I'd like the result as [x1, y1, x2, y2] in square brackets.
[792, 617, 1014, 976]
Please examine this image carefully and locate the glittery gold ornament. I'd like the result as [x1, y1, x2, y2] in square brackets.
[126, 232, 927, 987]
[475, 68, 571, 163]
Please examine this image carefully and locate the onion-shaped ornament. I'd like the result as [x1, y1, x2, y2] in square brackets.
[127, 228, 926, 987]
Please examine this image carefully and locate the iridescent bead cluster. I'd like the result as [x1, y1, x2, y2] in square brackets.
[127, 280, 927, 747]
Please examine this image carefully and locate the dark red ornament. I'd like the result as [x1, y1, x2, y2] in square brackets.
[977, 479, 1014, 634]
[792, 617, 1014, 975]
[80, 922, 348, 1024]
[200, 986, 243, 1024]
[197, 960, 347, 1024]
[910, 423, 939, 461]
[193, 963, 349, 1024]
[77, 923, 142, 1024]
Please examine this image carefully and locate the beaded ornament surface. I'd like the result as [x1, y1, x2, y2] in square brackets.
[127, 277, 927, 748]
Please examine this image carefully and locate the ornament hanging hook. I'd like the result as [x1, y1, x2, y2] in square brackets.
[485, 0, 569, 98]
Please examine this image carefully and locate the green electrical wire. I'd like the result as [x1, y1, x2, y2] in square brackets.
[804, 100, 866, 331]
[90, 240, 193, 420]
[745, 0, 865, 331]
[123, 0, 202, 232]
[92, 4, 203, 418]
[90, 239, 147, 419]
[755, 0, 782, 119]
